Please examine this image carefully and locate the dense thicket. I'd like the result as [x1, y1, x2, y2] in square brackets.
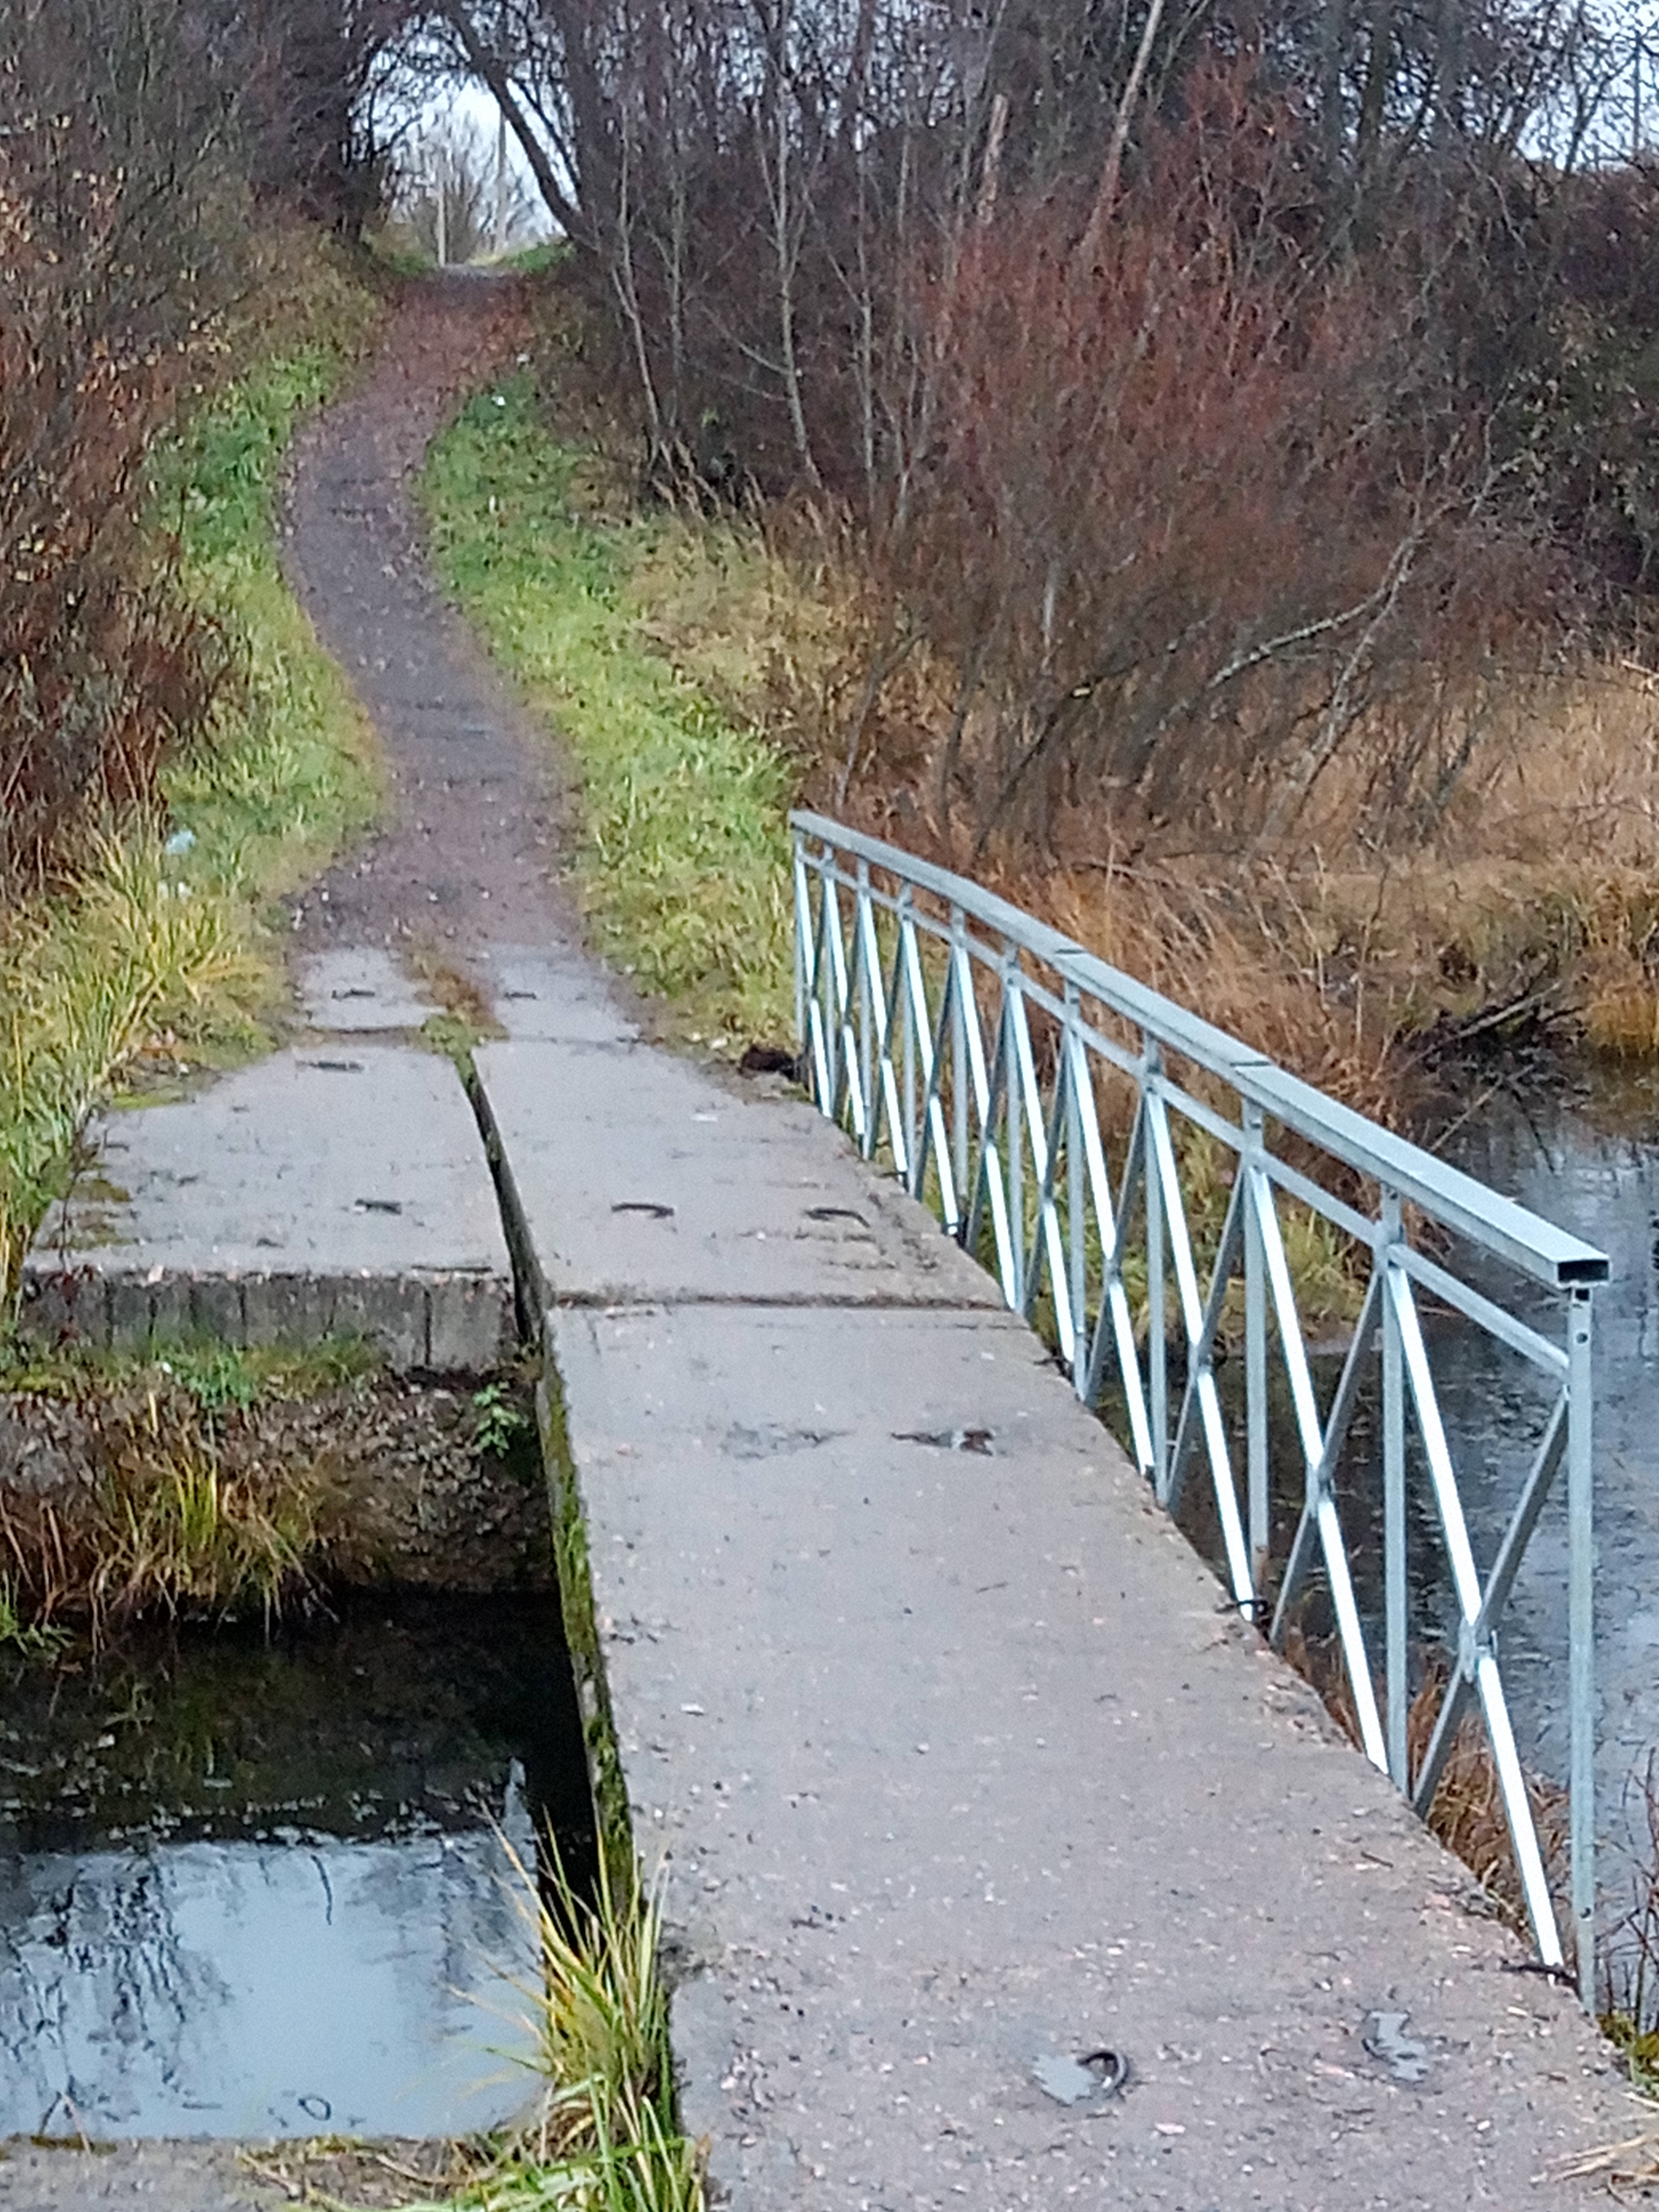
[0, 0, 403, 886]
[430, 0, 1659, 853]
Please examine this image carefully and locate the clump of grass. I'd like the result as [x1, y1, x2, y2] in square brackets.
[0, 1427, 333, 1635]
[371, 1844, 703, 2212]
[419, 379, 792, 1049]
[94, 1442, 322, 1623]
[0, 833, 270, 1305]
[0, 1335, 388, 1633]
[1284, 1628, 1569, 1942]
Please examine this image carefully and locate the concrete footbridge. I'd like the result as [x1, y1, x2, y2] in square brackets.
[28, 826, 1626, 2207]
[16, 298, 1629, 2206]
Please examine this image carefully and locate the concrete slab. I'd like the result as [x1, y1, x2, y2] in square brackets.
[297, 948, 438, 1032]
[549, 1301, 1620, 2210]
[474, 945, 639, 1044]
[477, 1040, 999, 1311]
[22, 1048, 512, 1371]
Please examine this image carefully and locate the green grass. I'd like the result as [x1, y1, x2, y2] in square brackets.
[1, 291, 384, 1317]
[386, 1845, 703, 2212]
[419, 379, 793, 1048]
[0, 1333, 379, 1410]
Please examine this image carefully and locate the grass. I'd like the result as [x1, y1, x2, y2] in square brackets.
[0, 1332, 379, 1411]
[0, 1576, 71, 1660]
[404, 1844, 702, 2212]
[0, 262, 385, 1318]
[252, 1844, 705, 2212]
[0, 1432, 333, 1635]
[419, 379, 793, 1050]
[0, 1334, 377, 1634]
[0, 1336, 380, 1633]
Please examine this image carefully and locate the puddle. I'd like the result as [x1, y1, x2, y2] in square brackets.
[0, 1593, 594, 2139]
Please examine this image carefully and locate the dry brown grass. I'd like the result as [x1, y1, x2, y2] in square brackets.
[522, 267, 1659, 1110]
[768, 542, 1659, 1109]
[1283, 1628, 1569, 1941]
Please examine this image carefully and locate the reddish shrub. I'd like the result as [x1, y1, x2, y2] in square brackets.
[866, 72, 1565, 858]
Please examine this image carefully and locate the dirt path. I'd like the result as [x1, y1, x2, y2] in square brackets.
[280, 273, 581, 970]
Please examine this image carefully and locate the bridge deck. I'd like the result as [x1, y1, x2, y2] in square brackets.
[478, 1006, 1622, 2212]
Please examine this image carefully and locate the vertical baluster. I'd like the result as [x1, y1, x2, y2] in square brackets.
[1065, 990, 1085, 1395]
[1243, 1102, 1269, 1595]
[1004, 959, 1025, 1311]
[818, 847, 838, 1109]
[1145, 1040, 1168, 1500]
[1569, 1284, 1596, 2007]
[800, 832, 814, 1053]
[900, 894, 917, 1177]
[856, 859, 874, 1159]
[951, 905, 968, 1203]
[1381, 1189, 1408, 1792]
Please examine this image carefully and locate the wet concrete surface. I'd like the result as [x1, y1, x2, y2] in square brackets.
[534, 1256, 1628, 2209]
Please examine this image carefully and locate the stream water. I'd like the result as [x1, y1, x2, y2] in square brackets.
[1439, 1061, 1659, 1850]
[0, 1591, 594, 2140]
[1153, 1055, 1659, 1889]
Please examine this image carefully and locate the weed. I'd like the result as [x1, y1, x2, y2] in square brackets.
[376, 1841, 704, 2212]
[472, 1382, 532, 1460]
[94, 1444, 319, 1623]
[424, 1011, 488, 1072]
[0, 1576, 70, 1659]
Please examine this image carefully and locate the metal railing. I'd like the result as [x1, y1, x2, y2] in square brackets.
[791, 810, 1607, 2000]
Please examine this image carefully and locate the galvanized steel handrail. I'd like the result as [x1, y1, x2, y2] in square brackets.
[791, 808, 1605, 1999]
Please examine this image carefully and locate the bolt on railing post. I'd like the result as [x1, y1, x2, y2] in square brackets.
[1144, 1038, 1168, 1502]
[1569, 1283, 1596, 2008]
[1243, 1102, 1269, 1591]
[1381, 1188, 1409, 1792]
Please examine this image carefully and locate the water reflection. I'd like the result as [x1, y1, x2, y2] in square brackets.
[0, 1593, 593, 2138]
[1159, 1063, 1659, 1867]
[1442, 1066, 1659, 1819]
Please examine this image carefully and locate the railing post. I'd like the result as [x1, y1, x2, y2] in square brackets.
[1004, 954, 1025, 1312]
[899, 889, 917, 1176]
[1243, 1101, 1269, 1593]
[1569, 1284, 1595, 2008]
[1144, 1038, 1168, 1502]
[856, 859, 874, 1159]
[950, 904, 968, 1204]
[1065, 985, 1086, 1396]
[1381, 1189, 1409, 1792]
